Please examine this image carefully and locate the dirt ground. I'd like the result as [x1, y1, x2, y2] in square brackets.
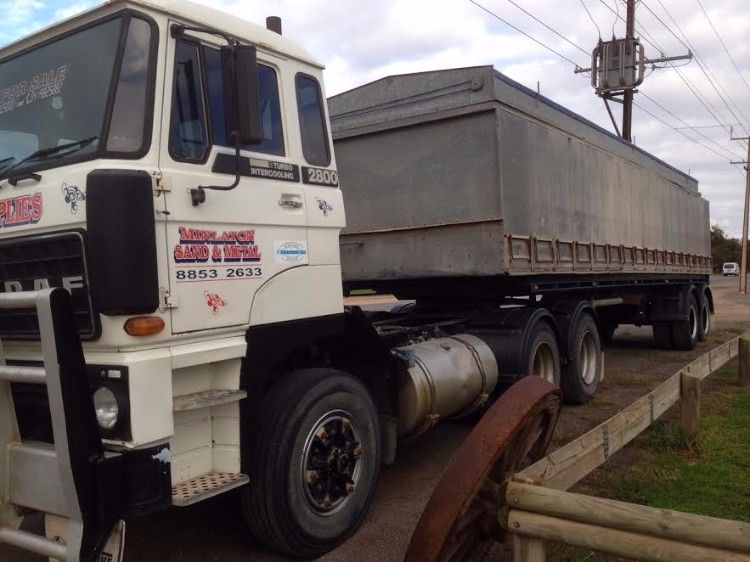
[3, 276, 748, 562]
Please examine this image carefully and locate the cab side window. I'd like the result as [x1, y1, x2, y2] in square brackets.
[203, 46, 285, 156]
[295, 74, 330, 166]
[169, 39, 208, 161]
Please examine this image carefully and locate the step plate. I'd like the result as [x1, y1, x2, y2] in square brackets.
[173, 389, 247, 411]
[172, 472, 249, 507]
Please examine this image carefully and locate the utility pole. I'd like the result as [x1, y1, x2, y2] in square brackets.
[731, 132, 750, 294]
[575, 0, 691, 141]
[622, 0, 635, 141]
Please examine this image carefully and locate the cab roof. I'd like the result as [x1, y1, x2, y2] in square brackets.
[0, 0, 323, 68]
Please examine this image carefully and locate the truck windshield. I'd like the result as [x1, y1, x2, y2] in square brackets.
[0, 15, 153, 178]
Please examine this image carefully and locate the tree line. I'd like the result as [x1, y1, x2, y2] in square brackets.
[711, 224, 747, 271]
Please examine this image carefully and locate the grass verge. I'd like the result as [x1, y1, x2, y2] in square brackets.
[551, 362, 750, 561]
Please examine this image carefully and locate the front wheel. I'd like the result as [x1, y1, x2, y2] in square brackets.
[243, 369, 381, 558]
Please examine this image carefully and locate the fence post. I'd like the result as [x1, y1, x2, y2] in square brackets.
[680, 371, 701, 439]
[740, 335, 750, 387]
[512, 535, 546, 562]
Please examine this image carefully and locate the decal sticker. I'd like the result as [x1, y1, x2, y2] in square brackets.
[0, 64, 69, 116]
[173, 227, 263, 282]
[302, 166, 339, 187]
[315, 197, 333, 216]
[204, 290, 227, 315]
[62, 183, 85, 214]
[0, 192, 43, 229]
[275, 240, 308, 264]
[212, 153, 301, 183]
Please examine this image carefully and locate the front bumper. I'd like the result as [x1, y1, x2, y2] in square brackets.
[0, 289, 170, 562]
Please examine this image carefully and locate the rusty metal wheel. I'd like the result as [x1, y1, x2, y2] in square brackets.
[404, 377, 562, 562]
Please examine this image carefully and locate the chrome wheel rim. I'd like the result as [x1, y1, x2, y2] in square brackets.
[300, 410, 363, 516]
[531, 342, 556, 383]
[578, 331, 598, 385]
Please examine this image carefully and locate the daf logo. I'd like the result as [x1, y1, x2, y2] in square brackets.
[2, 275, 85, 293]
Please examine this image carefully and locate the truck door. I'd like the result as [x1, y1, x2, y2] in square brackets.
[160, 31, 307, 333]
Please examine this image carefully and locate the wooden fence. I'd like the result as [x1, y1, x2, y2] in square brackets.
[503, 332, 750, 562]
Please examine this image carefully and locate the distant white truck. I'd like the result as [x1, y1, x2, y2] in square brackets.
[0, 1, 713, 561]
[723, 262, 740, 276]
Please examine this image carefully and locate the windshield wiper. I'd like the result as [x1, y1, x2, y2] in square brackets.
[2, 136, 98, 179]
[0, 157, 15, 172]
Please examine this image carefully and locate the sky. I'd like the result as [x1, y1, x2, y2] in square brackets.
[2, 0, 750, 236]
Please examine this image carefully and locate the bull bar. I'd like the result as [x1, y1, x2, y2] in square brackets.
[0, 289, 123, 562]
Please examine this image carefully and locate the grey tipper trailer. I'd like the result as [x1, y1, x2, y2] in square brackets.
[330, 65, 710, 286]
[329, 65, 714, 395]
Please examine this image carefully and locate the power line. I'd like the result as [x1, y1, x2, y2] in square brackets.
[611, 0, 619, 38]
[578, 0, 602, 39]
[596, 0, 746, 140]
[650, 0, 750, 136]
[470, 0, 739, 167]
[469, 0, 586, 70]
[694, 0, 750, 97]
[638, 0, 690, 51]
[634, 100, 743, 166]
[639, 92, 745, 160]
[500, 0, 589, 56]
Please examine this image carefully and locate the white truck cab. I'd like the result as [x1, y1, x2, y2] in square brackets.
[0, 2, 356, 560]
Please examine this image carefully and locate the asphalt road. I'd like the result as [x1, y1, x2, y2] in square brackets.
[3, 275, 748, 562]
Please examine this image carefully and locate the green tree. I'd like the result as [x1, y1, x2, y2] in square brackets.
[711, 224, 744, 271]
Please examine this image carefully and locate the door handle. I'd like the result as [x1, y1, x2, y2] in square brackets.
[278, 196, 303, 209]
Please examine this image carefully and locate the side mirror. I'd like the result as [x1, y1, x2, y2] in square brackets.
[221, 45, 262, 146]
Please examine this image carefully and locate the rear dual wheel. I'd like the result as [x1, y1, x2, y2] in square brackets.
[525, 322, 561, 386]
[653, 292, 705, 351]
[561, 312, 602, 404]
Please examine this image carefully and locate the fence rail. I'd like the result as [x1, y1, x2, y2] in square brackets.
[506, 332, 750, 562]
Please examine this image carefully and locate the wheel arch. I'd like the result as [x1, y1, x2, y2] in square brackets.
[241, 309, 397, 472]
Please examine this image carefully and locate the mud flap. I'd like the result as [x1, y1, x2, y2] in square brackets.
[46, 516, 125, 562]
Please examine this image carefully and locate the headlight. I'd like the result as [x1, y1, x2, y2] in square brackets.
[93, 386, 119, 430]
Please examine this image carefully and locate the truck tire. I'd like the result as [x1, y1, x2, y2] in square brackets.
[670, 294, 699, 351]
[525, 321, 561, 386]
[697, 292, 711, 342]
[243, 369, 381, 558]
[652, 323, 672, 349]
[561, 312, 601, 404]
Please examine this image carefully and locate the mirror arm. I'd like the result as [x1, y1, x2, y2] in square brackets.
[191, 133, 242, 206]
[172, 23, 244, 207]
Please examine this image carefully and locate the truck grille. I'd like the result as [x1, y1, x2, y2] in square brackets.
[0, 231, 98, 339]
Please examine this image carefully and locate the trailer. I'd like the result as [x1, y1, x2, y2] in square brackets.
[0, 3, 713, 561]
[330, 65, 712, 352]
[331, 66, 710, 287]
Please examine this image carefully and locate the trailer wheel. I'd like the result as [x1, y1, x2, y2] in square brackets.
[525, 321, 561, 386]
[243, 369, 380, 558]
[670, 294, 699, 351]
[561, 312, 601, 404]
[697, 292, 711, 342]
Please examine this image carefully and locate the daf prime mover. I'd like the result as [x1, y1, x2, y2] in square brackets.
[0, 1, 712, 560]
